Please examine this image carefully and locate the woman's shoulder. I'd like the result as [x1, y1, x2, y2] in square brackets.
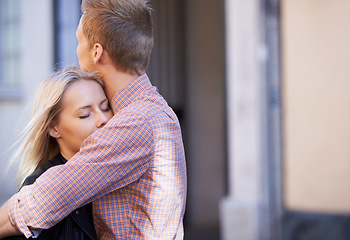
[20, 154, 66, 188]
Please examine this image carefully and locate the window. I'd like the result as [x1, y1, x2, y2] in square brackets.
[0, 0, 22, 99]
[54, 0, 81, 69]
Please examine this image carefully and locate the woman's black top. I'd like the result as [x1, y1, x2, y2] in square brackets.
[3, 154, 97, 240]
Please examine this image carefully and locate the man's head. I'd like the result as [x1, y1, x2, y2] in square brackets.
[77, 0, 154, 76]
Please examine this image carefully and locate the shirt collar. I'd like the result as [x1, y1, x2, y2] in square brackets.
[111, 73, 152, 113]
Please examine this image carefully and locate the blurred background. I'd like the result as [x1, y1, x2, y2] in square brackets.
[1, 0, 350, 239]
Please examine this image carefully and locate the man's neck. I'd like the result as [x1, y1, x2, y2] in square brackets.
[100, 66, 139, 102]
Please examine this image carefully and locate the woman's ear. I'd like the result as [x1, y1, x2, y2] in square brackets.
[48, 126, 61, 139]
[93, 43, 104, 64]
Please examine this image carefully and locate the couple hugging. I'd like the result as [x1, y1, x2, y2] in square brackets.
[0, 0, 187, 239]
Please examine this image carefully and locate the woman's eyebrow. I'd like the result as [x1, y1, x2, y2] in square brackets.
[75, 105, 92, 112]
[75, 99, 108, 112]
[100, 99, 108, 105]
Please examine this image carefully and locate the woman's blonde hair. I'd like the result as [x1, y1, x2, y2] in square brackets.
[10, 66, 104, 186]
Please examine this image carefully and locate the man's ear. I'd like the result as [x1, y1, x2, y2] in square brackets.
[48, 126, 61, 139]
[93, 43, 104, 64]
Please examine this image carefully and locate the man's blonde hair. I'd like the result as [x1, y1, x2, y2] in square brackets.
[11, 66, 104, 186]
[81, 0, 154, 75]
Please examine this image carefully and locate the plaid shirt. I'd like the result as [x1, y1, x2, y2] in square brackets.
[8, 74, 187, 240]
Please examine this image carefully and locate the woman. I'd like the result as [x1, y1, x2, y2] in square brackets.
[4, 66, 113, 240]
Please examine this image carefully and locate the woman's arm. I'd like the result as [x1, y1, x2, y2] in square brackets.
[0, 201, 21, 239]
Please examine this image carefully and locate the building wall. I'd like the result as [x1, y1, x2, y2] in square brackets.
[282, 0, 350, 213]
[0, 0, 54, 204]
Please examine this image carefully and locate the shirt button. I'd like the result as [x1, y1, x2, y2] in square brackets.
[75, 210, 80, 215]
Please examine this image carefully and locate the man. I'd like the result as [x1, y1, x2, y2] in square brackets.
[0, 0, 187, 239]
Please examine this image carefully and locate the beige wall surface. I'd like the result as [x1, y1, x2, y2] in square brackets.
[282, 0, 350, 213]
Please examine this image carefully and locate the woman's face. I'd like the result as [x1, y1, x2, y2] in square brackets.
[50, 79, 113, 160]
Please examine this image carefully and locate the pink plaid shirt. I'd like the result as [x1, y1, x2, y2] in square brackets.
[8, 74, 187, 239]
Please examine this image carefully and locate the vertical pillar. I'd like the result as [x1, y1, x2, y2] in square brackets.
[220, 0, 266, 239]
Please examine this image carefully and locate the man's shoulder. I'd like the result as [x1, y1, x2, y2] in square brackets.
[126, 97, 176, 123]
[108, 88, 178, 129]
[113, 93, 160, 117]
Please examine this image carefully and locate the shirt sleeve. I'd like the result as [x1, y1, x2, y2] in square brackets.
[8, 112, 153, 238]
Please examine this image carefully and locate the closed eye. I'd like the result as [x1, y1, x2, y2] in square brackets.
[102, 106, 111, 112]
[79, 114, 90, 119]
[100, 99, 111, 112]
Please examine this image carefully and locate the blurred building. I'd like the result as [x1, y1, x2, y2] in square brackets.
[1, 0, 350, 240]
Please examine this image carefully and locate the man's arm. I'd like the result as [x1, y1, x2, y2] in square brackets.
[0, 201, 21, 238]
[8, 113, 153, 238]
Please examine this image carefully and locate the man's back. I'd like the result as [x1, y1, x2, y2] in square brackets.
[91, 74, 187, 239]
[92, 74, 186, 239]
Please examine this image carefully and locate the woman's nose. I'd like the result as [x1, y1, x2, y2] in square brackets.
[96, 112, 109, 128]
